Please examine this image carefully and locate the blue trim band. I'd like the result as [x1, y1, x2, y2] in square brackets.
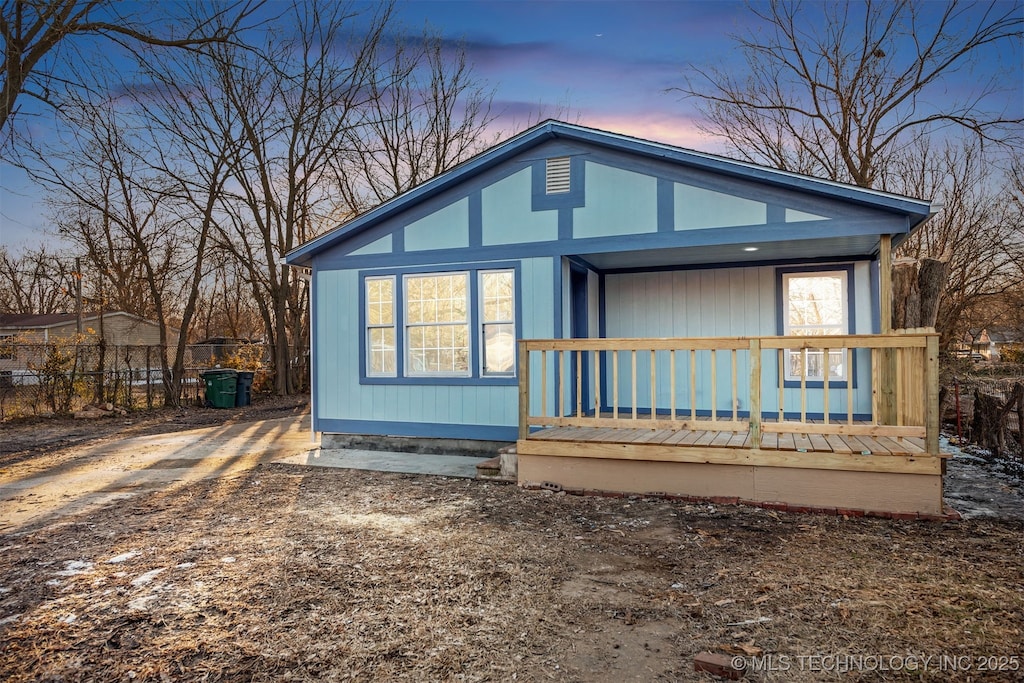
[317, 418, 518, 442]
[313, 217, 902, 271]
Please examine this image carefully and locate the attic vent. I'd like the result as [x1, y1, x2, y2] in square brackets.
[545, 157, 571, 194]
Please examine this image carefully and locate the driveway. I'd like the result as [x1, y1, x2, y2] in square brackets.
[0, 415, 315, 533]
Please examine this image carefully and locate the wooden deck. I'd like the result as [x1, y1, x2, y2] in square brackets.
[515, 333, 944, 514]
[528, 422, 927, 456]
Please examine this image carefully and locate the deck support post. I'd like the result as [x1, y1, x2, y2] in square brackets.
[749, 338, 762, 449]
[518, 340, 529, 441]
[925, 333, 940, 455]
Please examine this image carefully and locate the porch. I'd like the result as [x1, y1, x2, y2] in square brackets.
[515, 332, 946, 514]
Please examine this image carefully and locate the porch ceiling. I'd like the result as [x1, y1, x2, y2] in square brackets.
[580, 235, 879, 271]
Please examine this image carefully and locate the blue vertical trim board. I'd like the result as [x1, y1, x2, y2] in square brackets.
[356, 261, 520, 386]
[598, 271, 608, 411]
[775, 263, 858, 389]
[766, 204, 785, 223]
[657, 178, 674, 232]
[468, 190, 482, 248]
[393, 226, 405, 253]
[558, 207, 573, 241]
[469, 270, 481, 375]
[869, 258, 881, 333]
[569, 264, 590, 410]
[357, 270, 367, 382]
[553, 258, 564, 339]
[553, 257, 564, 413]
[310, 260, 321, 433]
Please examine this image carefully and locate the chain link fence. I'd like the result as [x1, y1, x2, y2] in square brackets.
[0, 342, 269, 419]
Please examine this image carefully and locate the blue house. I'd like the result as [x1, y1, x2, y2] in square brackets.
[286, 121, 945, 516]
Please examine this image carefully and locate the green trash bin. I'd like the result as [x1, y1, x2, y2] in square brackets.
[201, 369, 238, 409]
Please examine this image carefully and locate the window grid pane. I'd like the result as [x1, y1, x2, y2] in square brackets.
[366, 276, 396, 376]
[481, 270, 515, 376]
[405, 273, 470, 376]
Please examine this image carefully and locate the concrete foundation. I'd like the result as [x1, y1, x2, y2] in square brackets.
[320, 433, 511, 457]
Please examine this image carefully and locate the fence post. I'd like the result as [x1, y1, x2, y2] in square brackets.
[146, 346, 153, 409]
[749, 338, 762, 449]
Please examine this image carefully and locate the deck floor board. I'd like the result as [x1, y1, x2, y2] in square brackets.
[526, 425, 926, 456]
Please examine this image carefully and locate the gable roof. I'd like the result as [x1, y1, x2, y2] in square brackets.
[285, 120, 937, 267]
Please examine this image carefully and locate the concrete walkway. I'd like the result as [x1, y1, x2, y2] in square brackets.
[274, 449, 489, 478]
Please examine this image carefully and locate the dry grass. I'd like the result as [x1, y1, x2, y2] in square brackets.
[0, 465, 1021, 682]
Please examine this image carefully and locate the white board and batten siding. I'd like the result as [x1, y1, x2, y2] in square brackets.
[603, 263, 874, 416]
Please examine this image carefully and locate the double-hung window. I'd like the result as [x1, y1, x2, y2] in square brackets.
[480, 270, 515, 375]
[365, 276, 396, 376]
[782, 270, 848, 381]
[363, 266, 517, 382]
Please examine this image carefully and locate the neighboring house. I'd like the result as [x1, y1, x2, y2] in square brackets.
[286, 121, 944, 516]
[0, 312, 176, 384]
[961, 328, 1019, 361]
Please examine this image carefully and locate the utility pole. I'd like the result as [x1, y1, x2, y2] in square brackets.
[75, 258, 83, 334]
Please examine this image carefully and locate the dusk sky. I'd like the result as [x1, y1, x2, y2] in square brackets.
[1, 0, 1022, 249]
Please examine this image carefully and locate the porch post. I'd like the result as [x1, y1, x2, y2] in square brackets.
[518, 339, 529, 441]
[878, 234, 897, 424]
[925, 333, 940, 455]
[749, 338, 762, 449]
[879, 234, 893, 333]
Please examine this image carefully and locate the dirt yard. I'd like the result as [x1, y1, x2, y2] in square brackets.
[1, 401, 1022, 681]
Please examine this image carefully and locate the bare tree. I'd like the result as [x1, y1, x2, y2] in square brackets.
[0, 0, 259, 135]
[195, 0, 397, 395]
[336, 30, 496, 212]
[675, 0, 1023, 188]
[892, 137, 1023, 342]
[0, 244, 77, 314]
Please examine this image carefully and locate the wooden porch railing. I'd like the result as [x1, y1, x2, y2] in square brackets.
[517, 332, 940, 455]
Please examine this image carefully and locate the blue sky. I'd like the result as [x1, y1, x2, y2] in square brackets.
[1, 0, 1021, 249]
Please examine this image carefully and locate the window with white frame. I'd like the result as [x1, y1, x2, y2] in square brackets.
[480, 270, 515, 375]
[405, 272, 470, 376]
[365, 276, 396, 376]
[782, 271, 848, 381]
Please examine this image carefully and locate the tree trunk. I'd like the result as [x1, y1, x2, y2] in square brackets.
[892, 261, 917, 329]
[971, 390, 1002, 455]
[917, 257, 948, 328]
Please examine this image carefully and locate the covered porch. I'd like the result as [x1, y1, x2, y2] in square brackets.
[515, 332, 946, 515]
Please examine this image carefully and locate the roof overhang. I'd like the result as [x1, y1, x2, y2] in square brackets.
[285, 120, 935, 267]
